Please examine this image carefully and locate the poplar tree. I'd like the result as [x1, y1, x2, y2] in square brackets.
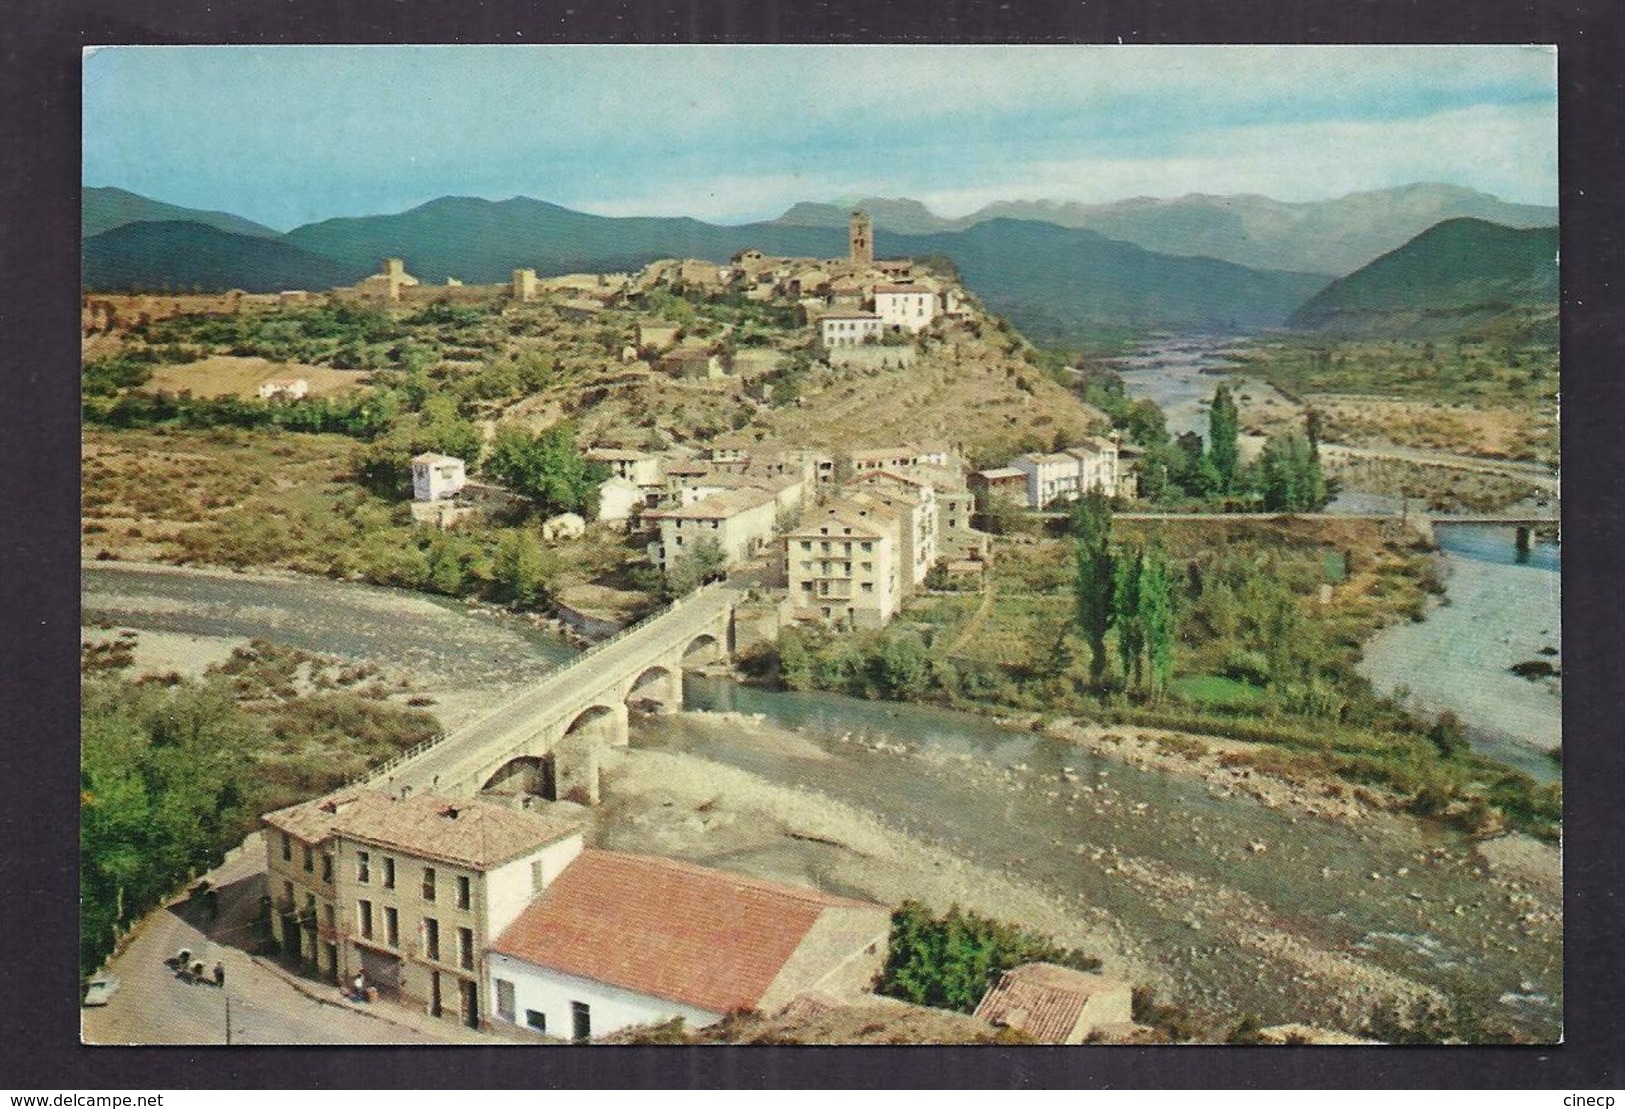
[1071, 488, 1116, 687]
[1208, 383, 1240, 491]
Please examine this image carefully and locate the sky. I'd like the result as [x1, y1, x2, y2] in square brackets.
[82, 45, 1558, 231]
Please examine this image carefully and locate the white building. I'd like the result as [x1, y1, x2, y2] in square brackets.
[540, 512, 586, 541]
[1011, 452, 1080, 508]
[487, 849, 890, 1041]
[411, 453, 467, 503]
[849, 474, 938, 593]
[818, 311, 883, 349]
[873, 284, 939, 333]
[257, 377, 309, 401]
[595, 476, 643, 525]
[785, 502, 903, 629]
[586, 448, 664, 489]
[1066, 437, 1122, 499]
[645, 486, 779, 572]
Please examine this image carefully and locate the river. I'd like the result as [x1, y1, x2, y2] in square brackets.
[82, 549, 1562, 1040]
[1110, 335, 1563, 781]
[636, 676, 1559, 1040]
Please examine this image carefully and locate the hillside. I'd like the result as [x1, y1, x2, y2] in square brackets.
[888, 220, 1327, 342]
[1287, 218, 1558, 337]
[283, 195, 843, 281]
[83, 185, 281, 240]
[82, 221, 372, 293]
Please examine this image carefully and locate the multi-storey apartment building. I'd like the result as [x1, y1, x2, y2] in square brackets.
[263, 790, 584, 1029]
[784, 503, 901, 628]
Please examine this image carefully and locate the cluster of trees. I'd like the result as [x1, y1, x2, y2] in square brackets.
[139, 303, 451, 369]
[84, 388, 399, 439]
[1071, 490, 1178, 699]
[1080, 374, 1327, 511]
[879, 900, 1102, 1014]
[81, 655, 441, 977]
[484, 423, 608, 518]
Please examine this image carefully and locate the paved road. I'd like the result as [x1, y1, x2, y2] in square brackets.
[82, 836, 476, 1045]
[380, 582, 742, 793]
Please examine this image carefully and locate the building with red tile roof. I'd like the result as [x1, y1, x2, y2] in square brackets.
[972, 962, 1133, 1044]
[486, 849, 890, 1040]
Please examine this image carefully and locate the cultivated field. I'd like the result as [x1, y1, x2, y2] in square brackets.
[145, 354, 370, 399]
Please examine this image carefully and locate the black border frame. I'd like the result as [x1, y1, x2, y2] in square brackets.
[5, 0, 1621, 1090]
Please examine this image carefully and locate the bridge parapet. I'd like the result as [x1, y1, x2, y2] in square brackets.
[350, 580, 736, 790]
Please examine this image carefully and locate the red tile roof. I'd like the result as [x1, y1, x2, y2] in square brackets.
[972, 963, 1129, 1044]
[491, 849, 879, 1014]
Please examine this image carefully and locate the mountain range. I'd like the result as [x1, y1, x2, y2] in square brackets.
[1287, 218, 1559, 338]
[81, 184, 1557, 343]
[765, 185, 1557, 277]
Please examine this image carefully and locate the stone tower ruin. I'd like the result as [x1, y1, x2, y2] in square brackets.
[849, 210, 873, 267]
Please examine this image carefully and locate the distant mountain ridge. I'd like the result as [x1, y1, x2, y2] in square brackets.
[82, 221, 372, 294]
[765, 183, 1557, 277]
[279, 196, 1328, 339]
[83, 186, 282, 240]
[85, 185, 1555, 342]
[1287, 218, 1558, 338]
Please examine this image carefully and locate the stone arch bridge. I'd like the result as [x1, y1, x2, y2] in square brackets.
[360, 582, 740, 805]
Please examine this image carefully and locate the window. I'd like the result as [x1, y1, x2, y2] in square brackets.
[458, 927, 474, 970]
[302, 844, 313, 873]
[281, 833, 292, 862]
[495, 979, 516, 1022]
[358, 900, 373, 940]
[861, 583, 874, 594]
[422, 867, 436, 902]
[385, 906, 399, 948]
[323, 904, 335, 929]
[526, 1010, 547, 1033]
[356, 852, 370, 883]
[424, 918, 440, 961]
[861, 542, 873, 553]
[322, 854, 333, 883]
[861, 562, 873, 571]
[456, 875, 471, 910]
[571, 1001, 592, 1042]
[382, 857, 395, 890]
[282, 880, 294, 908]
[799, 541, 811, 552]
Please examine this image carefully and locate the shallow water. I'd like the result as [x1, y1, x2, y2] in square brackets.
[1358, 527, 1561, 781]
[641, 675, 1561, 1039]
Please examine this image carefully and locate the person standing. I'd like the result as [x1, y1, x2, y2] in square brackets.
[213, 962, 225, 988]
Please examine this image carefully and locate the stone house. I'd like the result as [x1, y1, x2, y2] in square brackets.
[645, 486, 779, 572]
[585, 447, 664, 489]
[261, 789, 586, 1030]
[486, 849, 890, 1041]
[969, 466, 1028, 505]
[972, 963, 1134, 1044]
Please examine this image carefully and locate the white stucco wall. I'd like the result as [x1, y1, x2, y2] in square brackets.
[487, 952, 721, 1040]
[485, 834, 583, 939]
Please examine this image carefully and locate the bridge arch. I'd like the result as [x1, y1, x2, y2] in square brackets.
[681, 632, 725, 669]
[552, 702, 627, 806]
[482, 754, 553, 798]
[626, 664, 681, 714]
